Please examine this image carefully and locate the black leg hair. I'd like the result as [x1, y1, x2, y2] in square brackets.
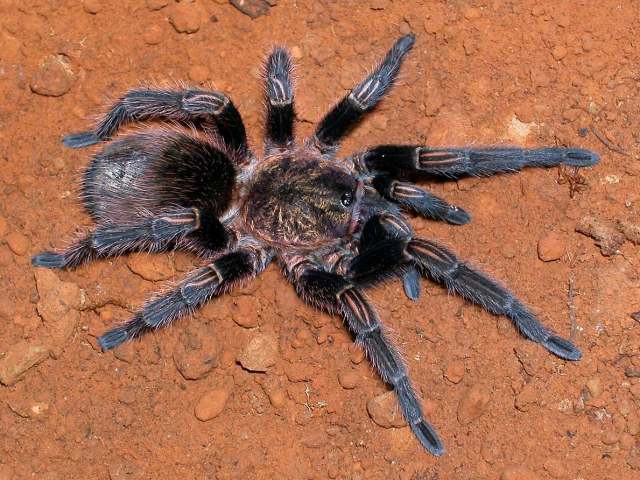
[32, 208, 227, 270]
[290, 263, 444, 456]
[99, 245, 270, 350]
[63, 88, 249, 157]
[372, 175, 470, 225]
[348, 221, 581, 361]
[358, 145, 599, 178]
[312, 34, 415, 152]
[264, 47, 295, 150]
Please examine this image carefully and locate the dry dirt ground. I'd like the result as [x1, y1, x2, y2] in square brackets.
[1, 1, 639, 479]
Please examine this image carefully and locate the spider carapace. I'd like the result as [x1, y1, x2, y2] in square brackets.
[33, 34, 599, 455]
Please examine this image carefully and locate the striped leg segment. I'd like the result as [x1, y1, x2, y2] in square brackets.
[292, 265, 444, 456]
[99, 247, 269, 350]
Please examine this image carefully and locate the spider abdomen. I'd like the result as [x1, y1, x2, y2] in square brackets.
[82, 130, 237, 225]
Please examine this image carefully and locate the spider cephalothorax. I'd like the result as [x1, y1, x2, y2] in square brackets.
[33, 34, 599, 456]
[242, 149, 363, 248]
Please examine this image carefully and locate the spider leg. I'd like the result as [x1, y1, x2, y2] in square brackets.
[264, 47, 295, 151]
[372, 174, 470, 225]
[357, 145, 599, 178]
[99, 244, 271, 350]
[311, 34, 415, 153]
[348, 216, 581, 361]
[63, 88, 249, 157]
[289, 262, 444, 456]
[32, 208, 227, 270]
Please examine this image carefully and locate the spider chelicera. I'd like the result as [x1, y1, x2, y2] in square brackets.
[33, 34, 599, 455]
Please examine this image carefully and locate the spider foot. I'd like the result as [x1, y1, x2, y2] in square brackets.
[98, 314, 150, 351]
[410, 420, 445, 457]
[556, 148, 599, 167]
[541, 334, 581, 361]
[32, 251, 67, 269]
[402, 267, 421, 300]
[63, 131, 100, 148]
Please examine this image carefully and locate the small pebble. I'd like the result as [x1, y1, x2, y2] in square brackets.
[6, 231, 30, 256]
[601, 430, 619, 445]
[0, 340, 49, 386]
[267, 388, 285, 408]
[349, 345, 365, 364]
[238, 333, 278, 372]
[30, 55, 75, 97]
[537, 232, 565, 261]
[457, 385, 492, 424]
[444, 360, 465, 384]
[551, 45, 568, 61]
[290, 46, 303, 60]
[585, 377, 602, 398]
[169, 3, 201, 34]
[230, 0, 270, 19]
[127, 253, 175, 281]
[367, 391, 405, 428]
[338, 370, 358, 389]
[173, 328, 219, 380]
[146, 0, 168, 11]
[83, 0, 101, 14]
[143, 25, 164, 45]
[230, 295, 260, 328]
[194, 388, 230, 421]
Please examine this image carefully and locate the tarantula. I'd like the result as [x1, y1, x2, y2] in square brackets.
[33, 34, 599, 456]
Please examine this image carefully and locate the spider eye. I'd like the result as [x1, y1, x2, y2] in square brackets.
[341, 191, 354, 207]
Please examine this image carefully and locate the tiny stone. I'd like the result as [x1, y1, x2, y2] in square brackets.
[601, 430, 619, 445]
[338, 370, 358, 389]
[30, 55, 75, 97]
[620, 433, 635, 450]
[238, 333, 278, 372]
[267, 388, 285, 408]
[173, 328, 219, 380]
[0, 340, 49, 386]
[169, 3, 201, 34]
[188, 65, 210, 84]
[83, 0, 101, 14]
[230, 295, 260, 329]
[30, 402, 49, 416]
[551, 45, 568, 61]
[499, 466, 539, 480]
[146, 0, 168, 11]
[230, 0, 270, 19]
[585, 377, 602, 398]
[349, 345, 365, 364]
[537, 231, 565, 261]
[367, 391, 406, 428]
[6, 231, 30, 256]
[127, 253, 175, 281]
[194, 388, 230, 421]
[457, 385, 492, 424]
[290, 46, 303, 60]
[444, 360, 465, 384]
[285, 362, 310, 382]
[143, 25, 164, 45]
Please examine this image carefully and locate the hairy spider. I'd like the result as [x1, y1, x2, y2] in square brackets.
[33, 34, 599, 456]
